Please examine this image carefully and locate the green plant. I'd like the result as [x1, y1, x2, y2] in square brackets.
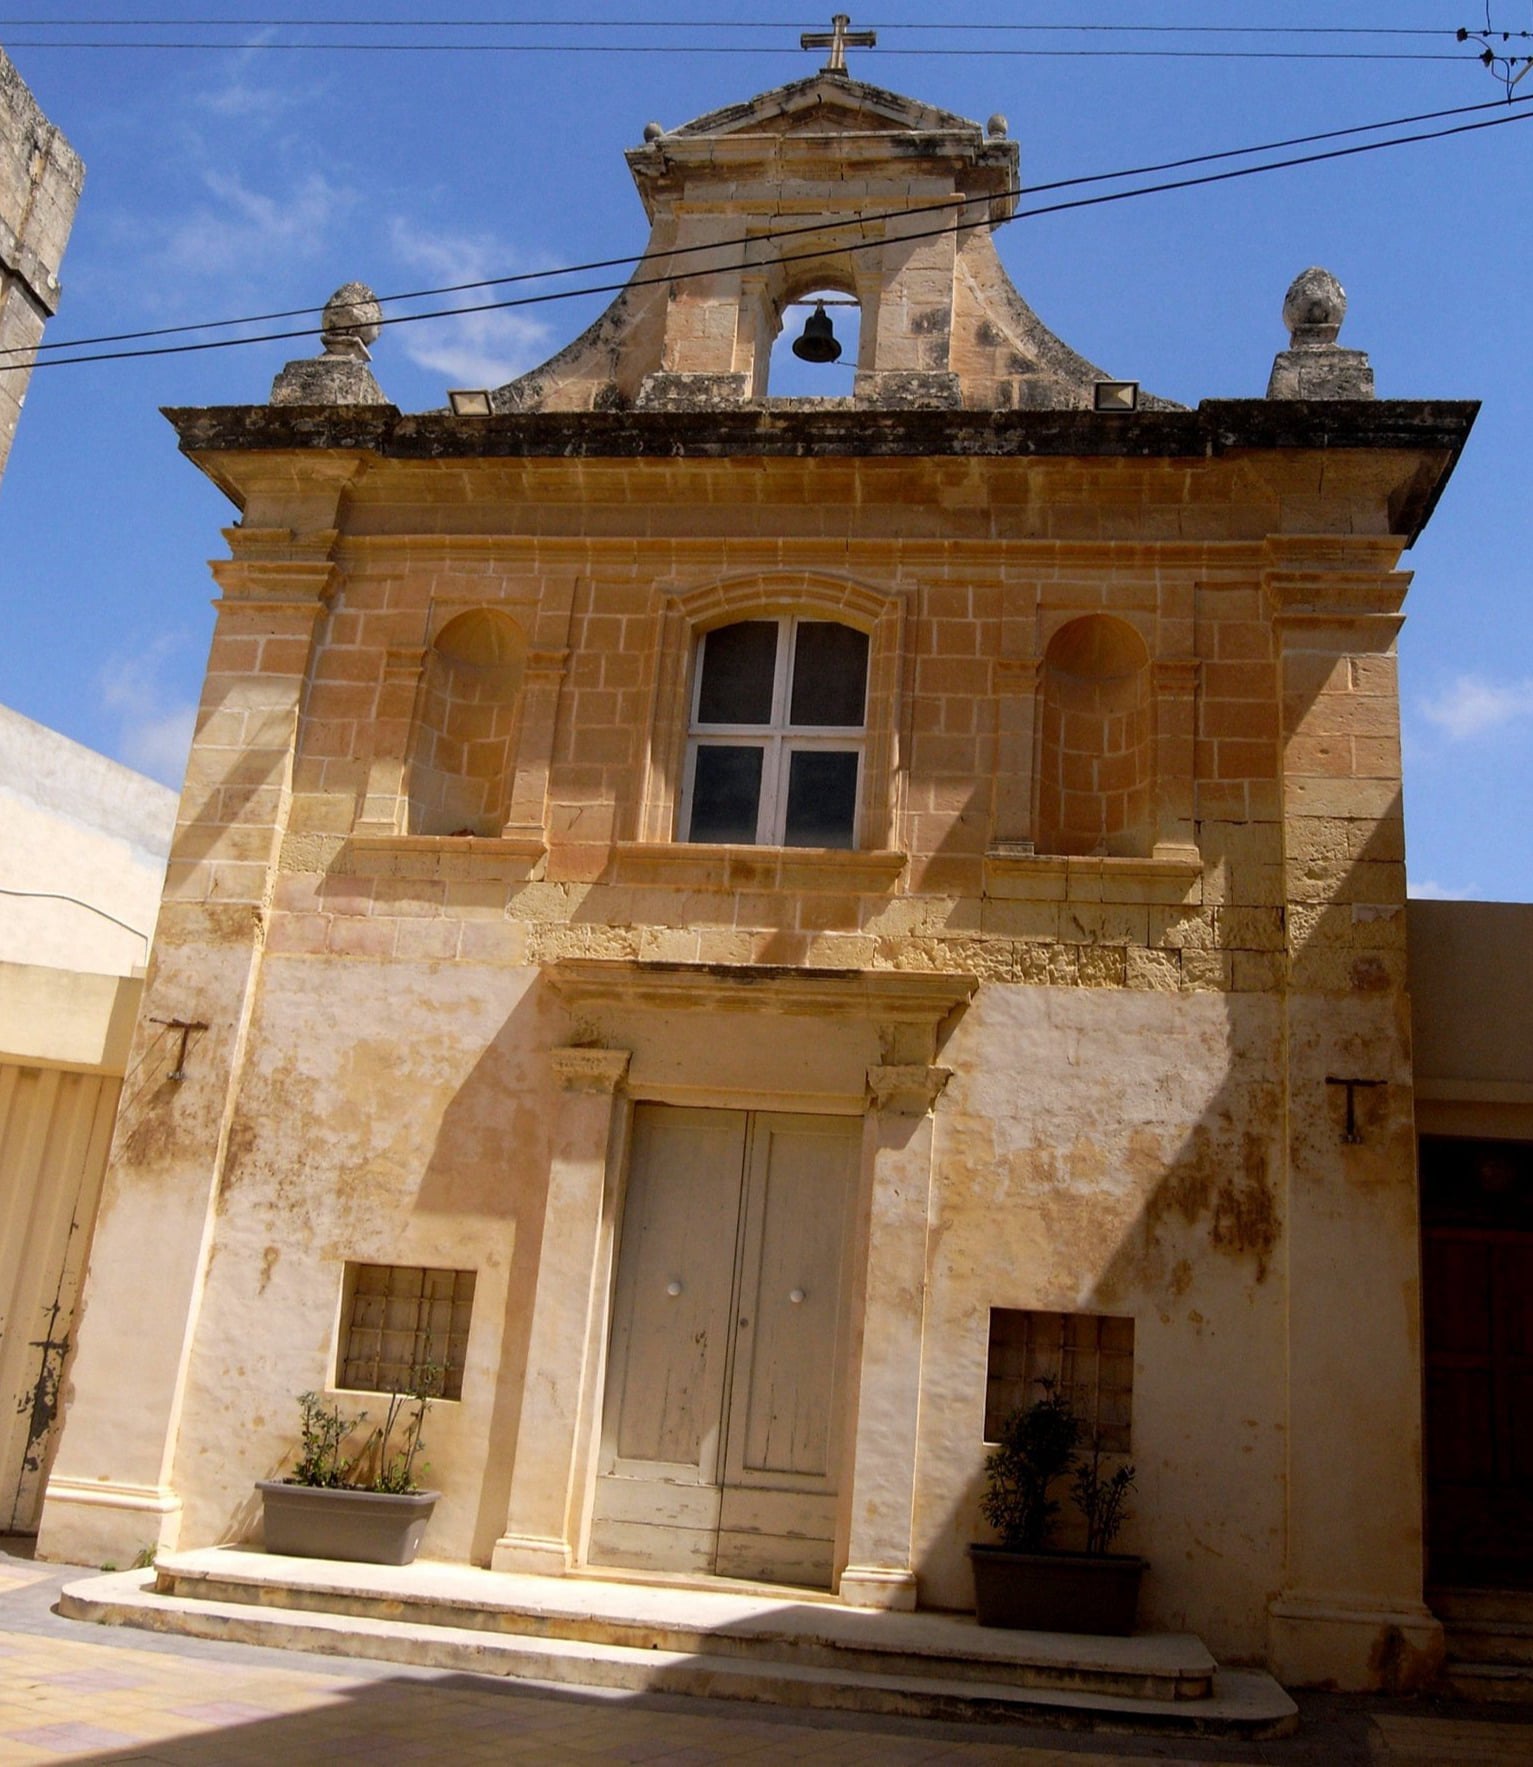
[130, 1544, 157, 1570]
[1071, 1443, 1137, 1554]
[283, 1378, 439, 1494]
[980, 1379, 1081, 1552]
[361, 1371, 439, 1495]
[288, 1391, 369, 1488]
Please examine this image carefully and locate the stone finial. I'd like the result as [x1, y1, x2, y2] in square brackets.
[1266, 265, 1374, 401]
[1282, 266, 1346, 347]
[320, 281, 384, 362]
[642, 120, 665, 143]
[986, 114, 1008, 140]
[269, 279, 389, 406]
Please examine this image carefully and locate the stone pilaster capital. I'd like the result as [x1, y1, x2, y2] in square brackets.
[867, 1064, 951, 1116]
[525, 648, 571, 679]
[994, 656, 1041, 689]
[549, 1047, 631, 1095]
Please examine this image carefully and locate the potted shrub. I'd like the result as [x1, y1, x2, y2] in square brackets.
[968, 1379, 1146, 1634]
[257, 1386, 440, 1567]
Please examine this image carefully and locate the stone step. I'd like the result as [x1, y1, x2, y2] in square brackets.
[1445, 1620, 1533, 1668]
[1434, 1661, 1533, 1704]
[1430, 1586, 1533, 1626]
[59, 1567, 1299, 1738]
[146, 1548, 1214, 1703]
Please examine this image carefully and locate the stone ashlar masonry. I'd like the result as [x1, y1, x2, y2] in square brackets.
[161, 401, 1469, 1009]
[0, 48, 82, 486]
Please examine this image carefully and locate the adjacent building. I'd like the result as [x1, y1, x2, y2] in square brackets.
[0, 47, 82, 487]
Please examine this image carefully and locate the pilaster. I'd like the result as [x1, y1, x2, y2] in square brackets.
[37, 516, 343, 1566]
[838, 1062, 950, 1610]
[492, 1046, 631, 1575]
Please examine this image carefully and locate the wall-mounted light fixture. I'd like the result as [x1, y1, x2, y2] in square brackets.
[448, 389, 493, 417]
[1093, 380, 1139, 413]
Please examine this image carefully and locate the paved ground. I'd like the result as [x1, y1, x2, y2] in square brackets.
[3, 1543, 1532, 1764]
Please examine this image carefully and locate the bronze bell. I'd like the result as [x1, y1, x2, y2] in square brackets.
[791, 300, 842, 364]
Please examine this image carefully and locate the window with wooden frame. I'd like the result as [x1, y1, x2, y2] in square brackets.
[337, 1263, 476, 1400]
[679, 617, 869, 848]
[985, 1308, 1134, 1451]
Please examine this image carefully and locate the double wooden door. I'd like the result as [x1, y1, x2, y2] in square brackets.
[589, 1105, 859, 1588]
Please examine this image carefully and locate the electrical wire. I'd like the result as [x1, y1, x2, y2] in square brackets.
[9, 90, 1527, 364]
[10, 100, 1531, 375]
[0, 19, 1473, 31]
[0, 41, 1474, 58]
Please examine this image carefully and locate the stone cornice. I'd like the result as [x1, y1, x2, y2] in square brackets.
[547, 959, 976, 1027]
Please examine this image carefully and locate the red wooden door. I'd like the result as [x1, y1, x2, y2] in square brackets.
[1423, 1202, 1533, 1587]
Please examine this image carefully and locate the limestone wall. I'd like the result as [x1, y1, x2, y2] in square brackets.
[0, 49, 82, 486]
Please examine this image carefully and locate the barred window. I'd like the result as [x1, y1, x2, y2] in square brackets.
[338, 1264, 476, 1401]
[985, 1309, 1134, 1451]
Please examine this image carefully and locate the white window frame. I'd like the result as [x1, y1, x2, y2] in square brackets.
[678, 616, 867, 848]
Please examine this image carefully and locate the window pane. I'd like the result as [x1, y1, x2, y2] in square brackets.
[696, 622, 778, 725]
[783, 749, 858, 848]
[789, 622, 868, 728]
[689, 745, 764, 844]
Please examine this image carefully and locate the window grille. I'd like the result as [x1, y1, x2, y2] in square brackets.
[985, 1308, 1134, 1451]
[338, 1263, 475, 1401]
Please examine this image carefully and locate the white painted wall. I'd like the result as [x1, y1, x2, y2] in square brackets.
[0, 703, 177, 979]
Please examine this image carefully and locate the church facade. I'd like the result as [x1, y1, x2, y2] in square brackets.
[37, 67, 1475, 1691]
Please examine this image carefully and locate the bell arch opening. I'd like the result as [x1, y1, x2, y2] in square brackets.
[1034, 615, 1154, 858]
[406, 608, 526, 837]
[766, 286, 862, 400]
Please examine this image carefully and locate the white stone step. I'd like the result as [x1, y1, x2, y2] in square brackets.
[1446, 1620, 1533, 1668]
[1435, 1661, 1533, 1704]
[59, 1567, 1298, 1737]
[149, 1547, 1208, 1700]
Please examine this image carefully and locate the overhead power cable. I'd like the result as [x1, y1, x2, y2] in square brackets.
[0, 18, 1470, 32]
[8, 99, 1532, 374]
[9, 90, 1526, 365]
[0, 40, 1474, 58]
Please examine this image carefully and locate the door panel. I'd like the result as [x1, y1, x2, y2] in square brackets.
[728, 1115, 857, 1485]
[600, 1108, 744, 1480]
[589, 1105, 857, 1588]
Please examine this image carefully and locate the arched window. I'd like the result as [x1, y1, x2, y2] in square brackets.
[1035, 616, 1153, 858]
[679, 617, 869, 848]
[407, 609, 525, 837]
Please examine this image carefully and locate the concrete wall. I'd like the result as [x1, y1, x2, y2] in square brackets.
[0, 703, 178, 978]
[1409, 899, 1533, 1141]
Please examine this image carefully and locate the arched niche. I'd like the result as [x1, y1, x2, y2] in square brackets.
[1034, 615, 1153, 858]
[407, 608, 527, 837]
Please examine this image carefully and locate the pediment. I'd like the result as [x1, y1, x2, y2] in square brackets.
[671, 73, 980, 141]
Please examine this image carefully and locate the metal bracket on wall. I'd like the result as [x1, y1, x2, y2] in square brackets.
[1325, 1075, 1386, 1144]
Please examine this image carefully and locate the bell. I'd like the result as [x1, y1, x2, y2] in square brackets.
[791, 300, 842, 364]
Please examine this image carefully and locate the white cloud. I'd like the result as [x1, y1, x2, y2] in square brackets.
[1408, 879, 1477, 900]
[1420, 674, 1533, 742]
[155, 169, 354, 284]
[99, 640, 198, 789]
[385, 218, 552, 388]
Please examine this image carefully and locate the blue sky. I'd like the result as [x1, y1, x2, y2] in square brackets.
[2, 4, 1531, 899]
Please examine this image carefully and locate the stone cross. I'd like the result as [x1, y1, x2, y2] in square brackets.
[801, 12, 876, 74]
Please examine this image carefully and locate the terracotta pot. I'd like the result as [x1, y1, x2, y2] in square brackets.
[257, 1481, 439, 1567]
[968, 1544, 1147, 1634]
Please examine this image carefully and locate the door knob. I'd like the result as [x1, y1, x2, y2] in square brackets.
[789, 1288, 806, 1304]
[666, 1280, 682, 1297]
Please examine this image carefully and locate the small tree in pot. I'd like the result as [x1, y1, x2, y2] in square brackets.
[257, 1381, 441, 1567]
[969, 1379, 1146, 1634]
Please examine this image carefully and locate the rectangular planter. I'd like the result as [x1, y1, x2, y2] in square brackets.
[257, 1481, 439, 1567]
[969, 1544, 1147, 1635]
